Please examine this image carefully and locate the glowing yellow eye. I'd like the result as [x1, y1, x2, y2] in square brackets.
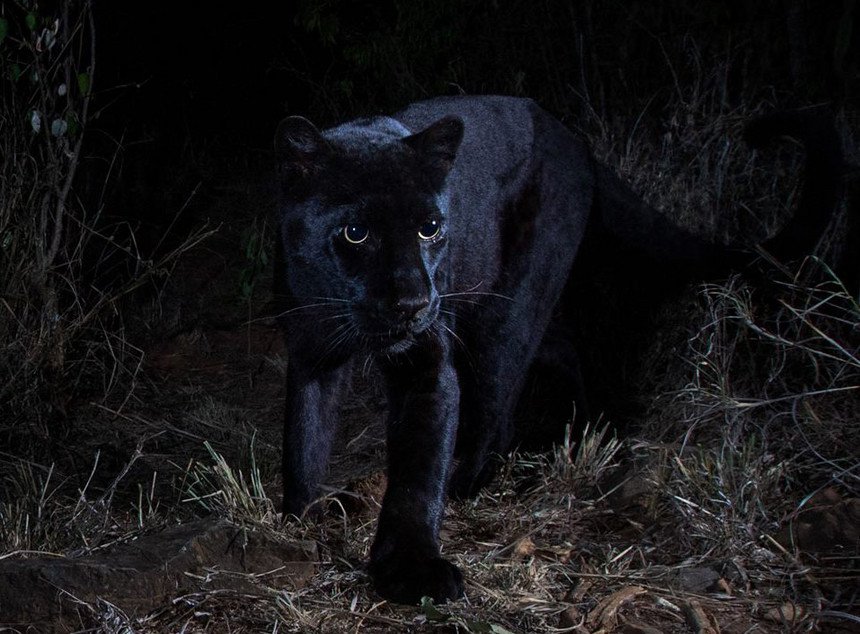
[344, 224, 369, 244]
[418, 219, 441, 240]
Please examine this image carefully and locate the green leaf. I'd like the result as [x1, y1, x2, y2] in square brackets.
[25, 13, 37, 31]
[77, 72, 90, 96]
[0, 18, 9, 46]
[9, 64, 22, 82]
[419, 596, 448, 622]
[65, 114, 80, 137]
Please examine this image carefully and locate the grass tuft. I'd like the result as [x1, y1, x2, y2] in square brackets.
[183, 437, 278, 527]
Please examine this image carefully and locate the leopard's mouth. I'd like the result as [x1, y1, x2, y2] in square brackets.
[360, 302, 440, 351]
[379, 336, 417, 355]
[362, 318, 436, 354]
[364, 326, 415, 344]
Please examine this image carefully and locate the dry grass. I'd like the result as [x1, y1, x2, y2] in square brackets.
[184, 438, 279, 527]
[580, 45, 804, 245]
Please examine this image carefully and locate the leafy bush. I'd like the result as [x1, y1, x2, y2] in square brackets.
[0, 1, 201, 439]
[0, 1, 101, 430]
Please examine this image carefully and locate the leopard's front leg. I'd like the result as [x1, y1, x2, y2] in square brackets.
[370, 337, 462, 604]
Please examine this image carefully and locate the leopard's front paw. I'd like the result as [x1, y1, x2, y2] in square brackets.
[370, 553, 464, 605]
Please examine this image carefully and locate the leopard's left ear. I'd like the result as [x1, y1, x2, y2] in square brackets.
[402, 115, 464, 187]
[275, 116, 330, 182]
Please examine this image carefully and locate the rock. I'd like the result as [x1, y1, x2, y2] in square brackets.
[602, 465, 653, 514]
[670, 566, 721, 593]
[0, 519, 317, 630]
[776, 488, 860, 555]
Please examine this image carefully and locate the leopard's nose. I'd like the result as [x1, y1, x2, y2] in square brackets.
[393, 294, 430, 322]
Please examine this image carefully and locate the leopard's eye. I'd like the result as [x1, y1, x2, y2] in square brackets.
[418, 219, 441, 240]
[343, 224, 369, 244]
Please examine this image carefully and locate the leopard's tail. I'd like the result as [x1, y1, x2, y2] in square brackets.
[593, 106, 851, 277]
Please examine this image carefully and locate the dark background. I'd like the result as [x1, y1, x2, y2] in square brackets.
[92, 1, 856, 153]
[79, 0, 858, 274]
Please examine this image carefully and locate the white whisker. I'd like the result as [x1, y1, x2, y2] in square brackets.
[268, 301, 348, 321]
[305, 295, 351, 303]
[361, 353, 375, 378]
[439, 288, 514, 302]
[311, 319, 358, 373]
[439, 321, 467, 352]
[318, 311, 355, 323]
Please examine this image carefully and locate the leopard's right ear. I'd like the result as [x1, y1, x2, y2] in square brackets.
[402, 115, 464, 185]
[275, 116, 330, 180]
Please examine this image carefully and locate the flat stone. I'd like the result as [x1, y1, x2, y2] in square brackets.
[0, 519, 317, 630]
[669, 566, 721, 593]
